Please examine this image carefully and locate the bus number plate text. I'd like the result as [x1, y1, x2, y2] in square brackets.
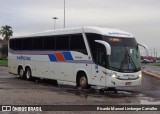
[125, 82, 132, 85]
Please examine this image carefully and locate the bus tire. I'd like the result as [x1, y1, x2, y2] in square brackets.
[18, 66, 24, 79]
[77, 73, 90, 89]
[25, 67, 32, 80]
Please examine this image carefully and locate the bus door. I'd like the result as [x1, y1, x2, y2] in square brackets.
[91, 43, 107, 86]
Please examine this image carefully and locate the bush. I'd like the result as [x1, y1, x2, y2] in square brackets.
[0, 59, 8, 65]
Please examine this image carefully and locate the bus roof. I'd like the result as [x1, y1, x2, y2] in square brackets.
[11, 26, 134, 39]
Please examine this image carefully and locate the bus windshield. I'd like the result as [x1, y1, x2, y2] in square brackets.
[105, 37, 141, 72]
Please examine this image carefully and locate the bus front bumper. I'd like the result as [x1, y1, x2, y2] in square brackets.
[105, 71, 142, 87]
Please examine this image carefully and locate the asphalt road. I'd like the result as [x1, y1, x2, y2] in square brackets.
[0, 66, 160, 113]
[118, 72, 160, 99]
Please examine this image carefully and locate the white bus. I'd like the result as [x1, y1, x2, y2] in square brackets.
[8, 26, 148, 89]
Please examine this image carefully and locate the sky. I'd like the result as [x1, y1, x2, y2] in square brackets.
[0, 0, 160, 56]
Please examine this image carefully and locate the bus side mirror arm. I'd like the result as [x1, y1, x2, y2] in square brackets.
[138, 43, 149, 56]
[95, 40, 111, 55]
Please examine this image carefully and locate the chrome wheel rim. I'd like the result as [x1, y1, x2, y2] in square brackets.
[26, 70, 31, 79]
[80, 76, 87, 87]
[19, 69, 24, 78]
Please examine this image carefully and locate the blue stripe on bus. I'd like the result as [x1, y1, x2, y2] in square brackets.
[48, 54, 57, 62]
[62, 52, 73, 60]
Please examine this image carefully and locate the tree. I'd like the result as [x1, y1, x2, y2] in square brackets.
[0, 25, 13, 58]
[0, 25, 13, 40]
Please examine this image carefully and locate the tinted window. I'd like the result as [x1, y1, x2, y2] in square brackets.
[15, 39, 23, 50]
[44, 36, 55, 50]
[95, 43, 107, 67]
[56, 35, 69, 50]
[86, 33, 103, 59]
[70, 34, 87, 54]
[123, 38, 137, 47]
[9, 39, 16, 50]
[23, 38, 32, 50]
[32, 37, 43, 50]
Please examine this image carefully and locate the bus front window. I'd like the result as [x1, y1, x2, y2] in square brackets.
[105, 37, 141, 72]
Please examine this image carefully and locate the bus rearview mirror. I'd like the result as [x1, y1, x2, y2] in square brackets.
[95, 40, 111, 55]
[138, 43, 149, 56]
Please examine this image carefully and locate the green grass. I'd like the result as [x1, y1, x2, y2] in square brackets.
[153, 63, 160, 67]
[0, 60, 8, 66]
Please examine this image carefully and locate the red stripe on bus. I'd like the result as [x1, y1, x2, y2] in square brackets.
[55, 53, 65, 61]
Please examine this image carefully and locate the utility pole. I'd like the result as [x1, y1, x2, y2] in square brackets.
[64, 0, 66, 28]
[156, 51, 157, 58]
[154, 48, 156, 57]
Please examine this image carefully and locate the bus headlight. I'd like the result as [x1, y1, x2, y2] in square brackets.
[138, 74, 142, 78]
[112, 74, 116, 78]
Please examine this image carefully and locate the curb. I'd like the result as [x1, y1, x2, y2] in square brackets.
[0, 65, 7, 67]
[142, 70, 160, 80]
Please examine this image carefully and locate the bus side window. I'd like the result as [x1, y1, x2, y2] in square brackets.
[70, 34, 88, 55]
[56, 35, 70, 50]
[85, 33, 103, 62]
[95, 43, 107, 67]
[15, 39, 23, 50]
[9, 39, 16, 50]
[23, 38, 32, 50]
[32, 37, 43, 50]
[44, 36, 55, 50]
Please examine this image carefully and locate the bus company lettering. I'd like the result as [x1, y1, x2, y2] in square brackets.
[108, 32, 131, 36]
[123, 74, 135, 77]
[17, 56, 31, 60]
[75, 56, 83, 59]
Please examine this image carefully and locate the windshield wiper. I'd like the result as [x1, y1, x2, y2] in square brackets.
[119, 49, 137, 72]
[127, 50, 137, 71]
[119, 50, 128, 72]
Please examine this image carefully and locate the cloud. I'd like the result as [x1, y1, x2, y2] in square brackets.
[0, 0, 160, 51]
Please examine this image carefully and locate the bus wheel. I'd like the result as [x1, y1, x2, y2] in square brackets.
[78, 73, 90, 89]
[18, 67, 24, 79]
[25, 67, 32, 80]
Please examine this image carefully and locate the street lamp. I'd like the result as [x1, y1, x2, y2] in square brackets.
[52, 17, 58, 29]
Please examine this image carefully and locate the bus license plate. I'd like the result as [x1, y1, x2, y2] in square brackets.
[125, 82, 132, 85]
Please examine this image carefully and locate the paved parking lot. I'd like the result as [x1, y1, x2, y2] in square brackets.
[0, 66, 140, 105]
[0, 66, 160, 114]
